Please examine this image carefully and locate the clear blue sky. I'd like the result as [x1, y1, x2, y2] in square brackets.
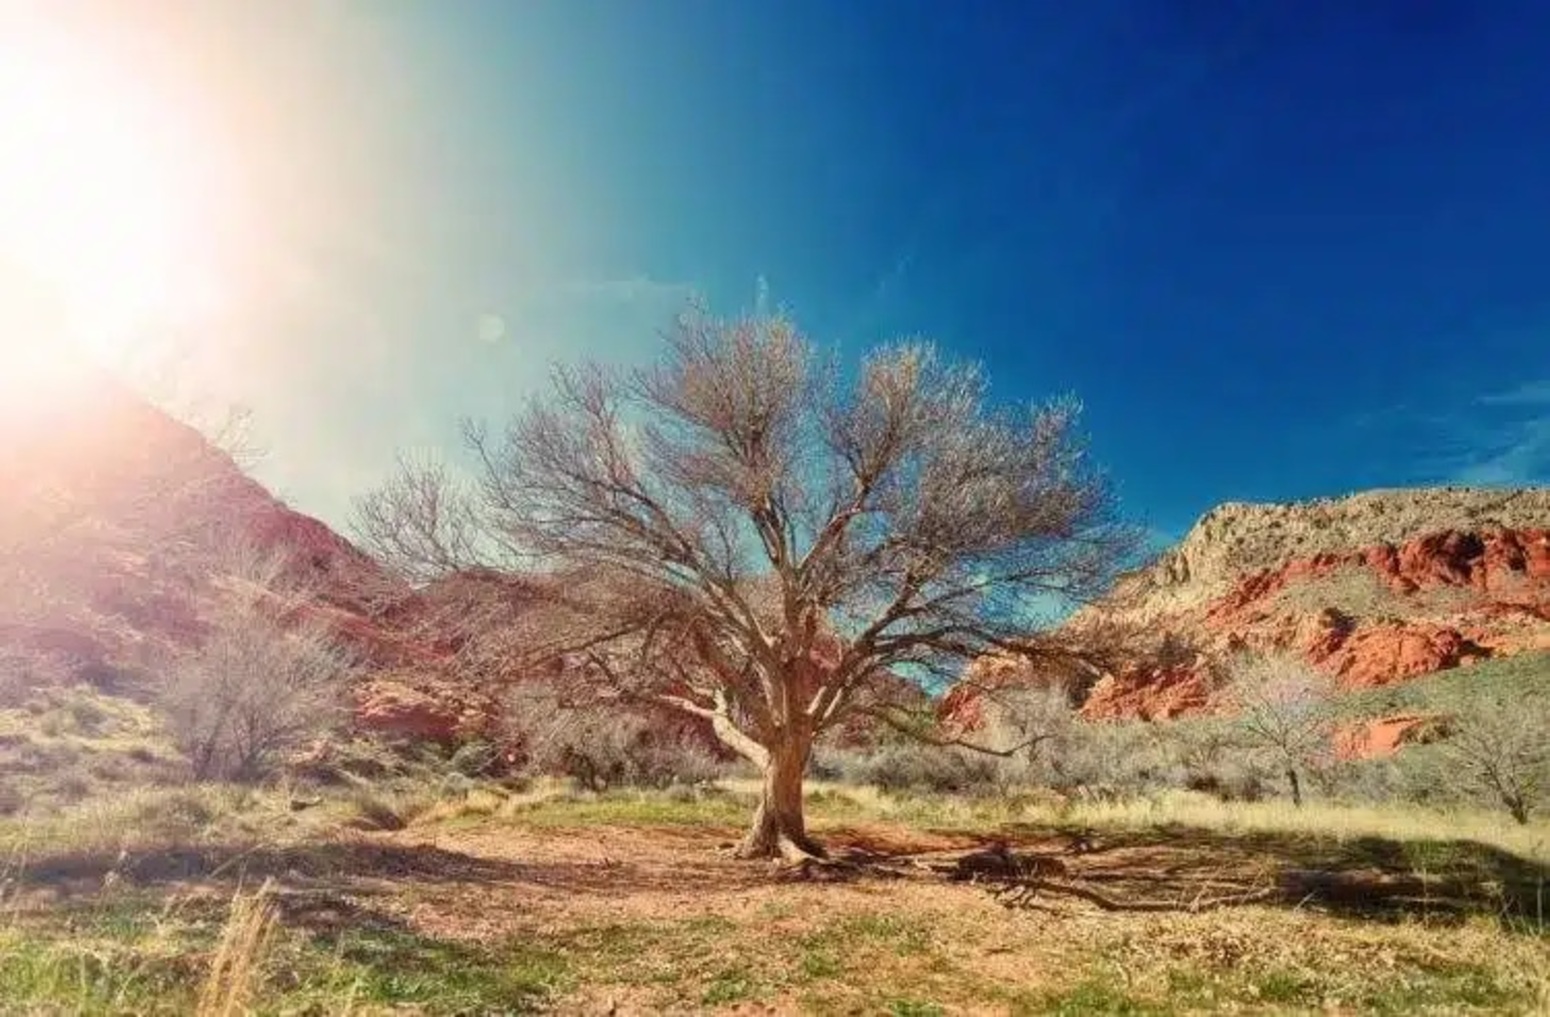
[92, 1, 1550, 540]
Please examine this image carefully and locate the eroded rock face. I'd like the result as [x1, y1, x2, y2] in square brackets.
[353, 676, 500, 744]
[1334, 713, 1439, 760]
[954, 488, 1550, 722]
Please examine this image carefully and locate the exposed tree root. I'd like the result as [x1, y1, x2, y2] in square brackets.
[733, 831, 829, 864]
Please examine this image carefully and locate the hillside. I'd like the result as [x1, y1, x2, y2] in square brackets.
[1071, 487, 1549, 719]
[0, 372, 503, 742]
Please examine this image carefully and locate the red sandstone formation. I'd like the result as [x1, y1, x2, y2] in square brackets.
[953, 489, 1550, 723]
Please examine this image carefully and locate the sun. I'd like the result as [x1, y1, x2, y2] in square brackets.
[0, 12, 229, 397]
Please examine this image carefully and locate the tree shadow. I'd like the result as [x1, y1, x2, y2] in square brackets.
[11, 840, 533, 895]
[8, 836, 767, 901]
[11, 821, 1547, 928]
[828, 821, 1550, 925]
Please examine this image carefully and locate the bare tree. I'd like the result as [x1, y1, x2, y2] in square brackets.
[354, 309, 1136, 859]
[1440, 692, 1548, 825]
[1223, 654, 1339, 807]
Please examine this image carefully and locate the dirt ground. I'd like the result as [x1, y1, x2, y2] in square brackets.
[303, 817, 1547, 1014]
[6, 800, 1547, 1014]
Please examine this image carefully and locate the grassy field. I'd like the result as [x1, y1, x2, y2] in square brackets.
[1, 778, 1547, 1015]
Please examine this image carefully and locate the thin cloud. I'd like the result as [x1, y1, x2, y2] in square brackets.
[1436, 378, 1550, 487]
[1477, 379, 1550, 407]
[1452, 418, 1550, 487]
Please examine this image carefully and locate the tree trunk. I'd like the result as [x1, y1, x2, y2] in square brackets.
[736, 737, 824, 861]
[1286, 767, 1302, 808]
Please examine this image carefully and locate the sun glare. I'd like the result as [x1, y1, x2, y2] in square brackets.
[0, 13, 229, 399]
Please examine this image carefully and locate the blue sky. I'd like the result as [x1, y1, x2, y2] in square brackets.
[86, 1, 1550, 542]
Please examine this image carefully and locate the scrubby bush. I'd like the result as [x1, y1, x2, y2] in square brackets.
[501, 684, 730, 791]
[160, 611, 353, 782]
[816, 691, 1229, 800]
[0, 646, 67, 707]
[448, 739, 502, 778]
[152, 540, 357, 783]
[813, 741, 1002, 794]
[344, 788, 437, 831]
[0, 782, 23, 816]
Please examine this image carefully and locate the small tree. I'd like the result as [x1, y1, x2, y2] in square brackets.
[355, 309, 1136, 859]
[160, 542, 356, 782]
[1223, 654, 1338, 807]
[1441, 692, 1548, 824]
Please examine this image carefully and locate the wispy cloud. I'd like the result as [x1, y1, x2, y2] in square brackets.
[1337, 377, 1550, 491]
[1452, 420, 1550, 486]
[1447, 380, 1550, 486]
[1412, 379, 1550, 488]
[1477, 379, 1550, 407]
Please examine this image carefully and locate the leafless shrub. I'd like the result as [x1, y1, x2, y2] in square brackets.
[161, 612, 353, 782]
[1222, 654, 1340, 807]
[355, 307, 1138, 859]
[159, 543, 355, 782]
[0, 645, 67, 706]
[501, 683, 728, 791]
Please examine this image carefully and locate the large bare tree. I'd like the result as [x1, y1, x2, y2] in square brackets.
[354, 310, 1136, 859]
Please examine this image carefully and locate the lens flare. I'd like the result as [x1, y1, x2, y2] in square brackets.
[0, 11, 231, 400]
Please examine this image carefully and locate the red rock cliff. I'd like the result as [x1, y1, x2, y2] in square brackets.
[952, 488, 1550, 722]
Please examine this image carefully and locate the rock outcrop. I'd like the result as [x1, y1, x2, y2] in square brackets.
[959, 488, 1550, 722]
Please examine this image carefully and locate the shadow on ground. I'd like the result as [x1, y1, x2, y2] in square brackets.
[829, 822, 1550, 923]
[9, 836, 763, 901]
[11, 821, 1549, 927]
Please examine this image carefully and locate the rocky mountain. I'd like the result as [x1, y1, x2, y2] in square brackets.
[1011, 487, 1549, 721]
[0, 370, 504, 743]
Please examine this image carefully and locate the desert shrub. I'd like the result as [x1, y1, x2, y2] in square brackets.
[448, 739, 501, 778]
[815, 741, 1003, 794]
[501, 684, 730, 791]
[344, 788, 437, 831]
[1314, 755, 1410, 804]
[0, 646, 69, 707]
[286, 737, 403, 786]
[60, 693, 111, 736]
[1072, 722, 1191, 796]
[159, 609, 354, 783]
[816, 690, 1227, 800]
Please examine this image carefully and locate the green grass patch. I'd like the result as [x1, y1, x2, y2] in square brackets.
[0, 896, 568, 1015]
[1036, 978, 1163, 1016]
[885, 1000, 947, 1017]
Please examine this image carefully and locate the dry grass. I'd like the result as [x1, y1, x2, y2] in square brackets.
[1037, 789, 1550, 865]
[195, 880, 278, 1017]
